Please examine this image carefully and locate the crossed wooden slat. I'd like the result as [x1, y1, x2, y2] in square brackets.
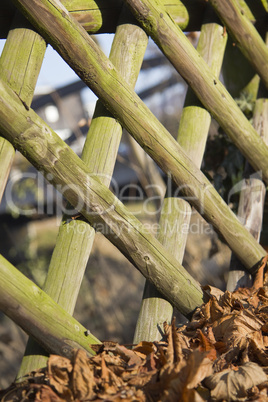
[0, 0, 267, 379]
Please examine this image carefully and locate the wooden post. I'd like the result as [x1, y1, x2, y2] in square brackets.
[134, 17, 227, 343]
[227, 98, 268, 290]
[208, 0, 268, 89]
[0, 76, 207, 317]
[2, 0, 266, 38]
[124, 0, 268, 181]
[0, 255, 101, 362]
[0, 12, 46, 202]
[17, 6, 150, 377]
[10, 0, 268, 270]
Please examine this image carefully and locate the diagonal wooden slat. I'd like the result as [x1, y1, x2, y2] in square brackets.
[18, 6, 149, 377]
[209, 0, 268, 89]
[134, 15, 228, 343]
[124, 0, 268, 181]
[10, 0, 268, 271]
[5, 0, 261, 38]
[0, 254, 101, 361]
[0, 12, 46, 202]
[0, 76, 205, 317]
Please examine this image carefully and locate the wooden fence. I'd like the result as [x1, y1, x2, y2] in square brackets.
[0, 0, 267, 380]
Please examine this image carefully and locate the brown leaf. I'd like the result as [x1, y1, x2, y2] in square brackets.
[100, 355, 124, 396]
[162, 387, 205, 402]
[212, 309, 264, 349]
[248, 338, 268, 366]
[128, 370, 158, 388]
[197, 331, 217, 361]
[71, 349, 96, 400]
[159, 350, 213, 401]
[252, 255, 268, 291]
[47, 355, 73, 399]
[133, 341, 156, 356]
[164, 321, 174, 365]
[34, 384, 65, 401]
[172, 318, 183, 363]
[202, 285, 224, 300]
[205, 362, 267, 400]
[114, 344, 143, 368]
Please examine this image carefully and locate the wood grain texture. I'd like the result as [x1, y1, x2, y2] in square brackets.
[227, 98, 268, 291]
[4, 0, 249, 37]
[3, 0, 267, 38]
[133, 198, 191, 343]
[0, 12, 46, 203]
[5, 0, 268, 276]
[0, 254, 100, 369]
[134, 21, 227, 343]
[0, 72, 204, 318]
[125, 0, 268, 183]
[209, 0, 268, 89]
[18, 8, 149, 377]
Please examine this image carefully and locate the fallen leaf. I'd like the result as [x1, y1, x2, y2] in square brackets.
[212, 309, 264, 349]
[205, 362, 267, 400]
[197, 331, 217, 361]
[71, 349, 96, 400]
[202, 285, 224, 300]
[47, 355, 73, 399]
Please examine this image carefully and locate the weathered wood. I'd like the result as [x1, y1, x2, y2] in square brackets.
[227, 98, 268, 291]
[0, 12, 46, 203]
[0, 76, 205, 317]
[2, 0, 203, 38]
[209, 0, 268, 89]
[18, 7, 149, 377]
[5, 0, 262, 38]
[4, 0, 268, 39]
[133, 198, 191, 343]
[124, 0, 268, 183]
[13, 0, 268, 188]
[0, 139, 14, 203]
[0, 254, 101, 366]
[134, 20, 227, 343]
[11, 0, 268, 271]
[3, 0, 268, 276]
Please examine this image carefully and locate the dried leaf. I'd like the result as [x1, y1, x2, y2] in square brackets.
[114, 344, 143, 368]
[252, 255, 268, 290]
[47, 355, 73, 399]
[158, 350, 212, 402]
[202, 285, 224, 300]
[34, 384, 65, 401]
[71, 349, 96, 400]
[205, 362, 267, 400]
[164, 321, 174, 364]
[133, 341, 156, 356]
[197, 331, 217, 361]
[212, 309, 263, 348]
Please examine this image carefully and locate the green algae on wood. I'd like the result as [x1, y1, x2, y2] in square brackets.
[0, 76, 206, 317]
[0, 254, 100, 371]
[11, 0, 268, 270]
[209, 0, 268, 89]
[0, 12, 46, 203]
[134, 20, 227, 343]
[18, 7, 149, 377]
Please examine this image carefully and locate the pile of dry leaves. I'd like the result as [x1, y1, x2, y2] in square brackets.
[1, 282, 268, 401]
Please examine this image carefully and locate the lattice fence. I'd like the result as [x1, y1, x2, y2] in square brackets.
[0, 0, 267, 380]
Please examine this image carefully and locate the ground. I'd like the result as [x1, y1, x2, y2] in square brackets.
[1, 277, 268, 401]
